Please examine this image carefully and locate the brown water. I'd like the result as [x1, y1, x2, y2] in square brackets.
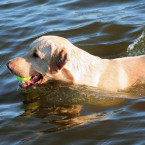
[1, 0, 145, 144]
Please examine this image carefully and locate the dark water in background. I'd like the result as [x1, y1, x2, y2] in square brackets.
[1, 0, 145, 144]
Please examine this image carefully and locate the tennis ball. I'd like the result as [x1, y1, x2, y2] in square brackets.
[16, 76, 32, 82]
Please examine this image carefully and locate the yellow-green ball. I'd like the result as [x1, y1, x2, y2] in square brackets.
[16, 76, 32, 82]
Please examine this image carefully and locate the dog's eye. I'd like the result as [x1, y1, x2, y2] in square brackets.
[33, 52, 39, 58]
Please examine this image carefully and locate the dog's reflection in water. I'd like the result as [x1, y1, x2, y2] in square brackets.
[19, 81, 129, 136]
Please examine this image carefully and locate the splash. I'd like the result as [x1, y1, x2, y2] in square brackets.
[127, 31, 145, 56]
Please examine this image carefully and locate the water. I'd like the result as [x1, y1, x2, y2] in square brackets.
[1, 0, 145, 144]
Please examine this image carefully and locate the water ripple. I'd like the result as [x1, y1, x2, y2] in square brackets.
[1, 0, 145, 144]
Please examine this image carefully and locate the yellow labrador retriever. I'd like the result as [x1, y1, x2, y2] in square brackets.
[7, 35, 145, 92]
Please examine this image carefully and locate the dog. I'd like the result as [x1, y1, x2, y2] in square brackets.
[7, 35, 145, 92]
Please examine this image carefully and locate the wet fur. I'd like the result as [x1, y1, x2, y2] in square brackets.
[7, 36, 145, 92]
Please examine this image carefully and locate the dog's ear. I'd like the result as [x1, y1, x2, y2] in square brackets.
[50, 49, 68, 74]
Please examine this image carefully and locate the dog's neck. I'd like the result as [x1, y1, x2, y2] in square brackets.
[63, 48, 108, 86]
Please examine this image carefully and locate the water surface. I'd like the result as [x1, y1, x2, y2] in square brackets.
[1, 0, 145, 144]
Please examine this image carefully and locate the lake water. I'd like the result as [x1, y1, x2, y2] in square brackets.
[1, 0, 145, 144]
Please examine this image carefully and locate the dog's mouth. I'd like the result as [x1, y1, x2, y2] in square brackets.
[20, 73, 43, 88]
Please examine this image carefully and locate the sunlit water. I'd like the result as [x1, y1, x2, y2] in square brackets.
[1, 0, 145, 144]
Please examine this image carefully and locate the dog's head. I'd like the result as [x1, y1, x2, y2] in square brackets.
[7, 36, 71, 88]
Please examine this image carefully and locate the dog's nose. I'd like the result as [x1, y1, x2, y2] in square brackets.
[7, 61, 13, 71]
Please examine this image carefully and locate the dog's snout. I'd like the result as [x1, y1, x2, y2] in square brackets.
[7, 61, 13, 71]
